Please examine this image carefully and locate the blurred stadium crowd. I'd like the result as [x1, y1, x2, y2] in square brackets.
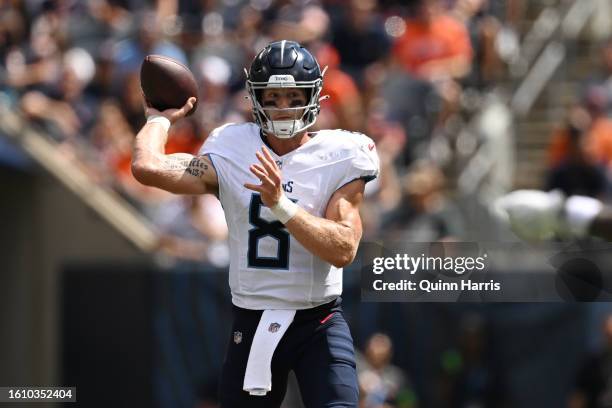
[0, 0, 526, 264]
[4, 0, 612, 407]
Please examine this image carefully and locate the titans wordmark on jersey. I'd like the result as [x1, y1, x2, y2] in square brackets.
[200, 123, 379, 310]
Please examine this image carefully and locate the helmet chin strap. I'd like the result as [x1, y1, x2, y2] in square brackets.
[265, 119, 305, 139]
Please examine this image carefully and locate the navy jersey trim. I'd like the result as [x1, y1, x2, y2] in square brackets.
[336, 175, 377, 193]
[205, 153, 220, 183]
[205, 153, 222, 201]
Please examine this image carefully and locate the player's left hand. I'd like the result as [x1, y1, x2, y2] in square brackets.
[244, 147, 283, 207]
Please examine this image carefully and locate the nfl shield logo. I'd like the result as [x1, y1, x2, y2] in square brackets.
[233, 331, 242, 344]
[268, 323, 281, 333]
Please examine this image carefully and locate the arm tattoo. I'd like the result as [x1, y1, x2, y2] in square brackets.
[162, 156, 209, 178]
[161, 157, 192, 170]
[185, 157, 209, 178]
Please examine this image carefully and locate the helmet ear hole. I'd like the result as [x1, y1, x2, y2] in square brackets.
[254, 89, 263, 106]
[304, 88, 313, 103]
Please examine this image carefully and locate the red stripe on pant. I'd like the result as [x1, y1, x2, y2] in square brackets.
[320, 312, 335, 324]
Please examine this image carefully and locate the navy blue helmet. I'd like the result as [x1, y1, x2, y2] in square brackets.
[246, 41, 325, 138]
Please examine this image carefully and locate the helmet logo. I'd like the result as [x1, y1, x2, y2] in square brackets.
[267, 75, 296, 87]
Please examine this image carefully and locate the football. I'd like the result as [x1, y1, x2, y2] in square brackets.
[140, 55, 198, 116]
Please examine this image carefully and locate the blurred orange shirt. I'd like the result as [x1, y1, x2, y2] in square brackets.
[115, 125, 201, 178]
[317, 44, 360, 111]
[322, 69, 360, 111]
[315, 44, 362, 129]
[392, 14, 473, 77]
[548, 118, 612, 167]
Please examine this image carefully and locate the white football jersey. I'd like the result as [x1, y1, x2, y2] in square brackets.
[199, 123, 379, 310]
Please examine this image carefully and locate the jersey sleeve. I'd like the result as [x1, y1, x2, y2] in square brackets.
[198, 123, 234, 158]
[197, 123, 240, 203]
[337, 133, 380, 189]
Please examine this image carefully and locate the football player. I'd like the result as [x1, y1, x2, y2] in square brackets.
[132, 40, 379, 407]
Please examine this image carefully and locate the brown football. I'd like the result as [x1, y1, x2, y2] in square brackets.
[140, 55, 198, 116]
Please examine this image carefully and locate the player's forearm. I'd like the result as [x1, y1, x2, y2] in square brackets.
[285, 209, 359, 268]
[131, 122, 175, 186]
[133, 123, 170, 166]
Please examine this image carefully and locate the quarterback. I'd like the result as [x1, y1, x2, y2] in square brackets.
[132, 41, 379, 407]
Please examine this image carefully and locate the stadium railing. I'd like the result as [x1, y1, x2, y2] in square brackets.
[0, 100, 158, 253]
[455, 0, 597, 199]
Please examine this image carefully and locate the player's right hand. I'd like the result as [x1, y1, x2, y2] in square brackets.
[244, 147, 284, 208]
[143, 96, 197, 124]
[494, 189, 565, 242]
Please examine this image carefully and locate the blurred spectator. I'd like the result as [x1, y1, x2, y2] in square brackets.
[452, 0, 504, 88]
[358, 333, 417, 408]
[0, 2, 28, 69]
[359, 110, 406, 238]
[377, 69, 441, 164]
[66, 0, 134, 54]
[5, 4, 64, 92]
[19, 47, 97, 142]
[118, 71, 146, 132]
[437, 314, 505, 408]
[392, 0, 473, 82]
[233, 5, 266, 54]
[112, 10, 186, 76]
[328, 0, 391, 83]
[192, 55, 236, 134]
[154, 195, 229, 266]
[581, 39, 612, 117]
[84, 42, 116, 100]
[314, 43, 365, 132]
[190, 13, 250, 94]
[548, 102, 612, 178]
[90, 98, 135, 183]
[385, 0, 475, 164]
[570, 315, 612, 408]
[381, 160, 465, 241]
[271, 4, 331, 46]
[546, 117, 608, 199]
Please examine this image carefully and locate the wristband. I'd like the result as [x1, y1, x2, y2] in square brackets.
[564, 195, 603, 237]
[147, 115, 171, 132]
[270, 195, 298, 224]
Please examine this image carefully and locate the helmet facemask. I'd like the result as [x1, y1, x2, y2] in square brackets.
[246, 73, 324, 139]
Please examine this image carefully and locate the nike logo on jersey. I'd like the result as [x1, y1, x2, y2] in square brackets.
[368, 143, 375, 151]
